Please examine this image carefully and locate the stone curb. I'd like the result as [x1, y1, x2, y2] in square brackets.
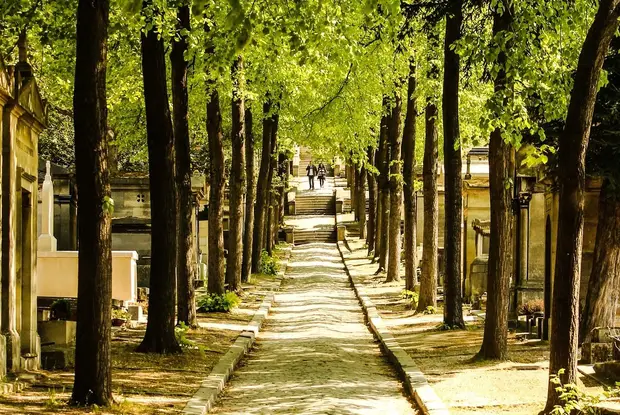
[334, 233, 449, 415]
[182, 247, 292, 415]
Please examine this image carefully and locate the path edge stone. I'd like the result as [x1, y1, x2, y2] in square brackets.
[334, 226, 449, 415]
[182, 247, 292, 415]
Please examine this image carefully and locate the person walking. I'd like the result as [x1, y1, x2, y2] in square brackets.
[306, 160, 317, 190]
[317, 162, 326, 188]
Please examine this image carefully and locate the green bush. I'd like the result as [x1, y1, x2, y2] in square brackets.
[549, 369, 620, 414]
[174, 322, 196, 349]
[400, 290, 419, 308]
[518, 299, 544, 315]
[197, 291, 241, 312]
[423, 306, 436, 315]
[259, 250, 279, 276]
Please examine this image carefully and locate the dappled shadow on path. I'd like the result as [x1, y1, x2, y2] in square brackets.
[211, 243, 417, 415]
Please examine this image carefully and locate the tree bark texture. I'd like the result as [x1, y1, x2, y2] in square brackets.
[402, 62, 418, 291]
[478, 4, 515, 360]
[357, 163, 367, 240]
[545, 4, 620, 408]
[137, 6, 181, 353]
[265, 111, 279, 255]
[241, 107, 255, 283]
[377, 101, 390, 272]
[171, 4, 196, 328]
[442, 0, 466, 329]
[366, 147, 377, 255]
[225, 56, 246, 293]
[71, 0, 113, 405]
[418, 94, 439, 312]
[580, 180, 620, 343]
[251, 100, 273, 272]
[387, 93, 403, 283]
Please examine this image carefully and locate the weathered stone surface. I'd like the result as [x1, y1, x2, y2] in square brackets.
[583, 342, 614, 364]
[40, 347, 73, 370]
[594, 361, 620, 382]
[38, 320, 76, 346]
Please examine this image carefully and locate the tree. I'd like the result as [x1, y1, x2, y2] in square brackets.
[137, 0, 180, 353]
[357, 163, 367, 240]
[545, 1, 620, 409]
[225, 56, 246, 292]
[366, 147, 377, 255]
[265, 109, 279, 255]
[477, 1, 515, 361]
[375, 102, 390, 272]
[251, 99, 273, 272]
[171, 2, 196, 328]
[418, 32, 440, 312]
[386, 92, 403, 282]
[442, 0, 465, 329]
[241, 106, 255, 283]
[402, 61, 417, 291]
[71, 0, 113, 405]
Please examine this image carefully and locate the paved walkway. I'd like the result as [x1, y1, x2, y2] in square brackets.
[211, 242, 416, 414]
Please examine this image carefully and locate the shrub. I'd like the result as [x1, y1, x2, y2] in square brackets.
[50, 299, 71, 320]
[112, 308, 131, 321]
[174, 322, 196, 349]
[549, 369, 620, 414]
[259, 250, 279, 276]
[197, 291, 241, 312]
[401, 290, 419, 309]
[518, 299, 544, 315]
[423, 306, 436, 315]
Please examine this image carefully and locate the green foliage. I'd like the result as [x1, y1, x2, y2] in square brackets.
[112, 308, 131, 321]
[259, 250, 279, 276]
[423, 306, 436, 315]
[549, 369, 620, 414]
[50, 299, 71, 320]
[174, 322, 196, 349]
[197, 291, 241, 312]
[401, 289, 419, 308]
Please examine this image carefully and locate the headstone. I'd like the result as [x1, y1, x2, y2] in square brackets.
[38, 161, 57, 251]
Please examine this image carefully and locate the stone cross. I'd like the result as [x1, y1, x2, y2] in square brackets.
[38, 160, 57, 251]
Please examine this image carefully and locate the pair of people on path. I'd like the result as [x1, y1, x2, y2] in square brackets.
[306, 161, 326, 189]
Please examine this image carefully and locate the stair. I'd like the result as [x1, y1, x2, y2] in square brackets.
[295, 194, 335, 215]
[298, 147, 334, 177]
[293, 228, 337, 245]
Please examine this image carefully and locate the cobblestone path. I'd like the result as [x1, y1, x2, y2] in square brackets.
[211, 242, 416, 414]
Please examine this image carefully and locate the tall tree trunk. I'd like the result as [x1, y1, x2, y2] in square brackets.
[402, 61, 418, 292]
[417, 94, 439, 312]
[357, 164, 367, 239]
[206, 84, 225, 295]
[351, 159, 357, 218]
[545, 3, 620, 408]
[171, 3, 196, 328]
[386, 93, 403, 282]
[366, 147, 377, 255]
[580, 180, 620, 343]
[71, 0, 113, 405]
[477, 3, 515, 360]
[376, 100, 390, 272]
[443, 0, 466, 329]
[251, 100, 273, 272]
[265, 111, 279, 254]
[241, 107, 255, 283]
[225, 56, 246, 293]
[137, 2, 180, 353]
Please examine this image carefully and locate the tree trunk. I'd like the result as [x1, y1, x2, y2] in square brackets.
[137, 3, 180, 353]
[402, 61, 418, 292]
[366, 147, 377, 255]
[265, 111, 279, 255]
[376, 101, 390, 272]
[225, 56, 246, 293]
[71, 0, 113, 405]
[357, 163, 367, 240]
[417, 94, 439, 312]
[387, 93, 403, 283]
[171, 3, 196, 328]
[545, 4, 620, 408]
[251, 100, 273, 272]
[351, 159, 357, 219]
[442, 0, 466, 329]
[477, 3, 515, 360]
[241, 107, 255, 283]
[580, 180, 620, 343]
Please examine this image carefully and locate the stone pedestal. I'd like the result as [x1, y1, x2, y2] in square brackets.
[337, 225, 346, 242]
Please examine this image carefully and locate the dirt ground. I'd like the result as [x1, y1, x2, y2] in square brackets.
[341, 236, 607, 415]
[0, 261, 285, 415]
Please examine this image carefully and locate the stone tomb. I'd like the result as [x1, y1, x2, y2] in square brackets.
[0, 43, 47, 375]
